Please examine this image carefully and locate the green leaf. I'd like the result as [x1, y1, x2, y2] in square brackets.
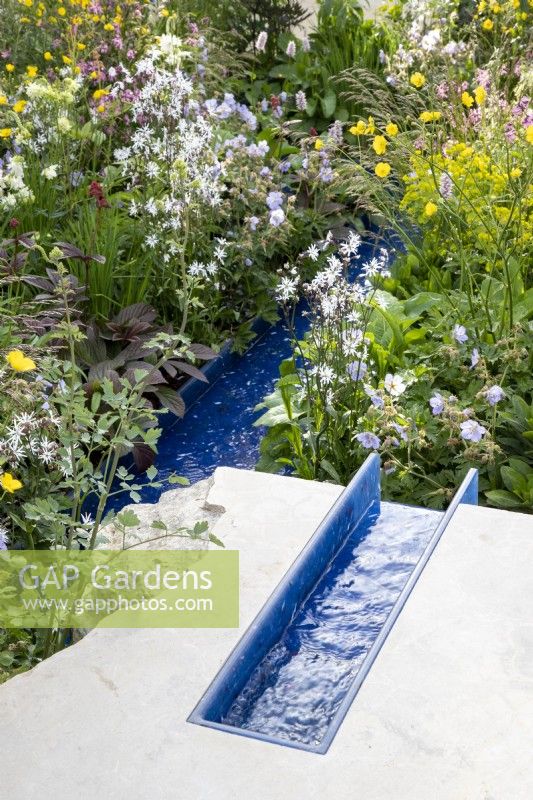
[320, 459, 342, 483]
[268, 64, 298, 80]
[485, 490, 522, 508]
[514, 287, 533, 321]
[305, 97, 317, 116]
[370, 299, 405, 352]
[404, 328, 427, 344]
[500, 466, 527, 494]
[404, 291, 442, 316]
[168, 474, 190, 486]
[116, 509, 141, 528]
[320, 90, 337, 118]
[0, 652, 14, 667]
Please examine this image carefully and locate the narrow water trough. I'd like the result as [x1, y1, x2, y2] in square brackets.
[189, 455, 478, 753]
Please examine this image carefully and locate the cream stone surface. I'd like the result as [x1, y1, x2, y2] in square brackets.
[1, 468, 532, 800]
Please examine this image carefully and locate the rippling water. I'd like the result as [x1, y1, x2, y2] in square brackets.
[222, 502, 442, 746]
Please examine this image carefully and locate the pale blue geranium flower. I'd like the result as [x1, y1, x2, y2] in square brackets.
[356, 431, 381, 449]
[460, 419, 487, 442]
[429, 393, 445, 415]
[346, 360, 367, 381]
[453, 324, 468, 344]
[266, 191, 284, 210]
[485, 385, 505, 406]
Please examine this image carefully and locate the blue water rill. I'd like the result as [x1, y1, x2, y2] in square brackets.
[106, 235, 379, 511]
[189, 458, 478, 753]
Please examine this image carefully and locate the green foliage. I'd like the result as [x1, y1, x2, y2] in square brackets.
[242, 0, 393, 131]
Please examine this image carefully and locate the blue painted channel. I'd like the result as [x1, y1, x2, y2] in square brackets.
[189, 457, 478, 753]
[108, 236, 379, 510]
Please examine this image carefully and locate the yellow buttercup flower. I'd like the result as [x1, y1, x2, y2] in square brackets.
[425, 201, 438, 217]
[510, 168, 522, 178]
[474, 85, 486, 104]
[92, 88, 108, 100]
[6, 349, 36, 372]
[349, 120, 367, 136]
[410, 72, 426, 88]
[57, 6, 66, 15]
[315, 138, 324, 150]
[77, 42, 86, 50]
[26, 65, 38, 78]
[526, 125, 533, 145]
[0, 128, 12, 138]
[62, 55, 72, 65]
[482, 18, 494, 29]
[5, 63, 15, 73]
[419, 111, 442, 122]
[0, 95, 7, 105]
[385, 122, 398, 137]
[1, 472, 23, 493]
[375, 162, 391, 178]
[462, 91, 474, 108]
[365, 116, 375, 134]
[12, 99, 27, 113]
[44, 51, 53, 61]
[96, 103, 105, 113]
[104, 22, 114, 30]
[372, 135, 387, 156]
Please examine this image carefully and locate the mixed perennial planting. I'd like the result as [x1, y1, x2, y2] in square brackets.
[257, 0, 533, 511]
[0, 0, 532, 677]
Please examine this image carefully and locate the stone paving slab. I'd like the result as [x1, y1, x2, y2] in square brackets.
[0, 467, 531, 800]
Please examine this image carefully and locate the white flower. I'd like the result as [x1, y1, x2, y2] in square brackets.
[269, 208, 285, 227]
[41, 164, 59, 180]
[316, 364, 335, 385]
[305, 244, 320, 261]
[275, 276, 299, 303]
[114, 147, 131, 162]
[286, 40, 296, 58]
[384, 373, 407, 397]
[214, 245, 227, 262]
[57, 116, 72, 133]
